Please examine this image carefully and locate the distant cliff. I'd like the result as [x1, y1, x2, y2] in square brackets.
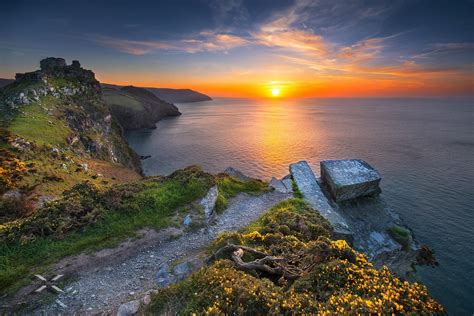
[145, 87, 212, 103]
[0, 78, 14, 88]
[102, 85, 181, 130]
[102, 83, 212, 103]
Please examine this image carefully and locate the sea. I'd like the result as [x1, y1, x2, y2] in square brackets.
[126, 97, 474, 314]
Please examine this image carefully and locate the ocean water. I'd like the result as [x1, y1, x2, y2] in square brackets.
[126, 97, 474, 314]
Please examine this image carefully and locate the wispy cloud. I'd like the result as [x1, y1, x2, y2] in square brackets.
[413, 42, 474, 59]
[92, 31, 249, 55]
[93, 36, 176, 55]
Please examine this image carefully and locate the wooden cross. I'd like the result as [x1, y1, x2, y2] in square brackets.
[33, 274, 64, 294]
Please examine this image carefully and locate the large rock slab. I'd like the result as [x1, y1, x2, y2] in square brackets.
[200, 185, 218, 217]
[321, 159, 381, 202]
[290, 161, 352, 241]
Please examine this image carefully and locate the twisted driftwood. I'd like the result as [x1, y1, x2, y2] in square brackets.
[208, 243, 301, 280]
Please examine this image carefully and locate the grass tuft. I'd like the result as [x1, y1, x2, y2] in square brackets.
[214, 175, 269, 213]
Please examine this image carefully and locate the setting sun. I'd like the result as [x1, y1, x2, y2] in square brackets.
[271, 88, 280, 97]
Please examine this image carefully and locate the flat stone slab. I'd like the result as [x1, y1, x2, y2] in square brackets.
[290, 161, 352, 241]
[321, 159, 381, 202]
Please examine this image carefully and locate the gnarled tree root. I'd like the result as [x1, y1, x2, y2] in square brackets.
[208, 243, 301, 280]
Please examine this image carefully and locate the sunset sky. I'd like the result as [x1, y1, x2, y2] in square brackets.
[1, 0, 473, 98]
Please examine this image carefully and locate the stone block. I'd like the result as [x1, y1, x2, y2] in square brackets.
[321, 159, 381, 202]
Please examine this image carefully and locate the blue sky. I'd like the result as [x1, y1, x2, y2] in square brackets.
[1, 0, 473, 97]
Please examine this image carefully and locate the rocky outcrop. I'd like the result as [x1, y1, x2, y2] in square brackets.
[1, 57, 142, 173]
[223, 167, 251, 181]
[15, 58, 97, 86]
[290, 159, 426, 278]
[102, 86, 181, 130]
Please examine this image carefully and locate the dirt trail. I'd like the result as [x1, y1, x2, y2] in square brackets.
[33, 191, 291, 315]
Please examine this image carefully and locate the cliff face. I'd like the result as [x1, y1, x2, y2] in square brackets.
[0, 58, 141, 217]
[102, 85, 181, 130]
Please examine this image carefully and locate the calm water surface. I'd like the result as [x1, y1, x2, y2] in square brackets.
[126, 98, 474, 314]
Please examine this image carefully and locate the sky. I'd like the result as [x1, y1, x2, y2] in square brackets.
[0, 0, 473, 98]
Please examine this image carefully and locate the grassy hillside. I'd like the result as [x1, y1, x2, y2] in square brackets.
[0, 166, 268, 295]
[147, 199, 444, 314]
[0, 59, 142, 221]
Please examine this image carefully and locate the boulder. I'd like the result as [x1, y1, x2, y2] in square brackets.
[156, 265, 171, 287]
[172, 262, 191, 280]
[269, 177, 288, 193]
[320, 159, 381, 202]
[224, 167, 250, 181]
[290, 161, 352, 241]
[116, 299, 140, 316]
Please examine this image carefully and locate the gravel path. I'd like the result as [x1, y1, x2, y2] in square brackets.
[38, 191, 291, 315]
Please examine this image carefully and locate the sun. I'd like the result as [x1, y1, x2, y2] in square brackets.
[271, 87, 280, 97]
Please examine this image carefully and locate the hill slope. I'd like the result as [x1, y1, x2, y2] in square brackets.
[102, 85, 181, 130]
[0, 58, 141, 218]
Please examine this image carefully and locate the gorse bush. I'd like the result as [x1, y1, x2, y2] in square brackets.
[148, 199, 444, 314]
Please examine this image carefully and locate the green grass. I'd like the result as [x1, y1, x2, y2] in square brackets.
[387, 225, 411, 250]
[0, 175, 210, 293]
[0, 168, 271, 293]
[291, 177, 303, 199]
[9, 96, 70, 146]
[214, 175, 269, 213]
[102, 88, 143, 110]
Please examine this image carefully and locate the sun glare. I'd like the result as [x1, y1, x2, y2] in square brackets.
[271, 88, 280, 97]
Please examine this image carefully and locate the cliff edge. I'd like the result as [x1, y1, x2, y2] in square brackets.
[102, 85, 181, 130]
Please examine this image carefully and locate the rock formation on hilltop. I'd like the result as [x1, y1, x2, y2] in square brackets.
[102, 85, 181, 130]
